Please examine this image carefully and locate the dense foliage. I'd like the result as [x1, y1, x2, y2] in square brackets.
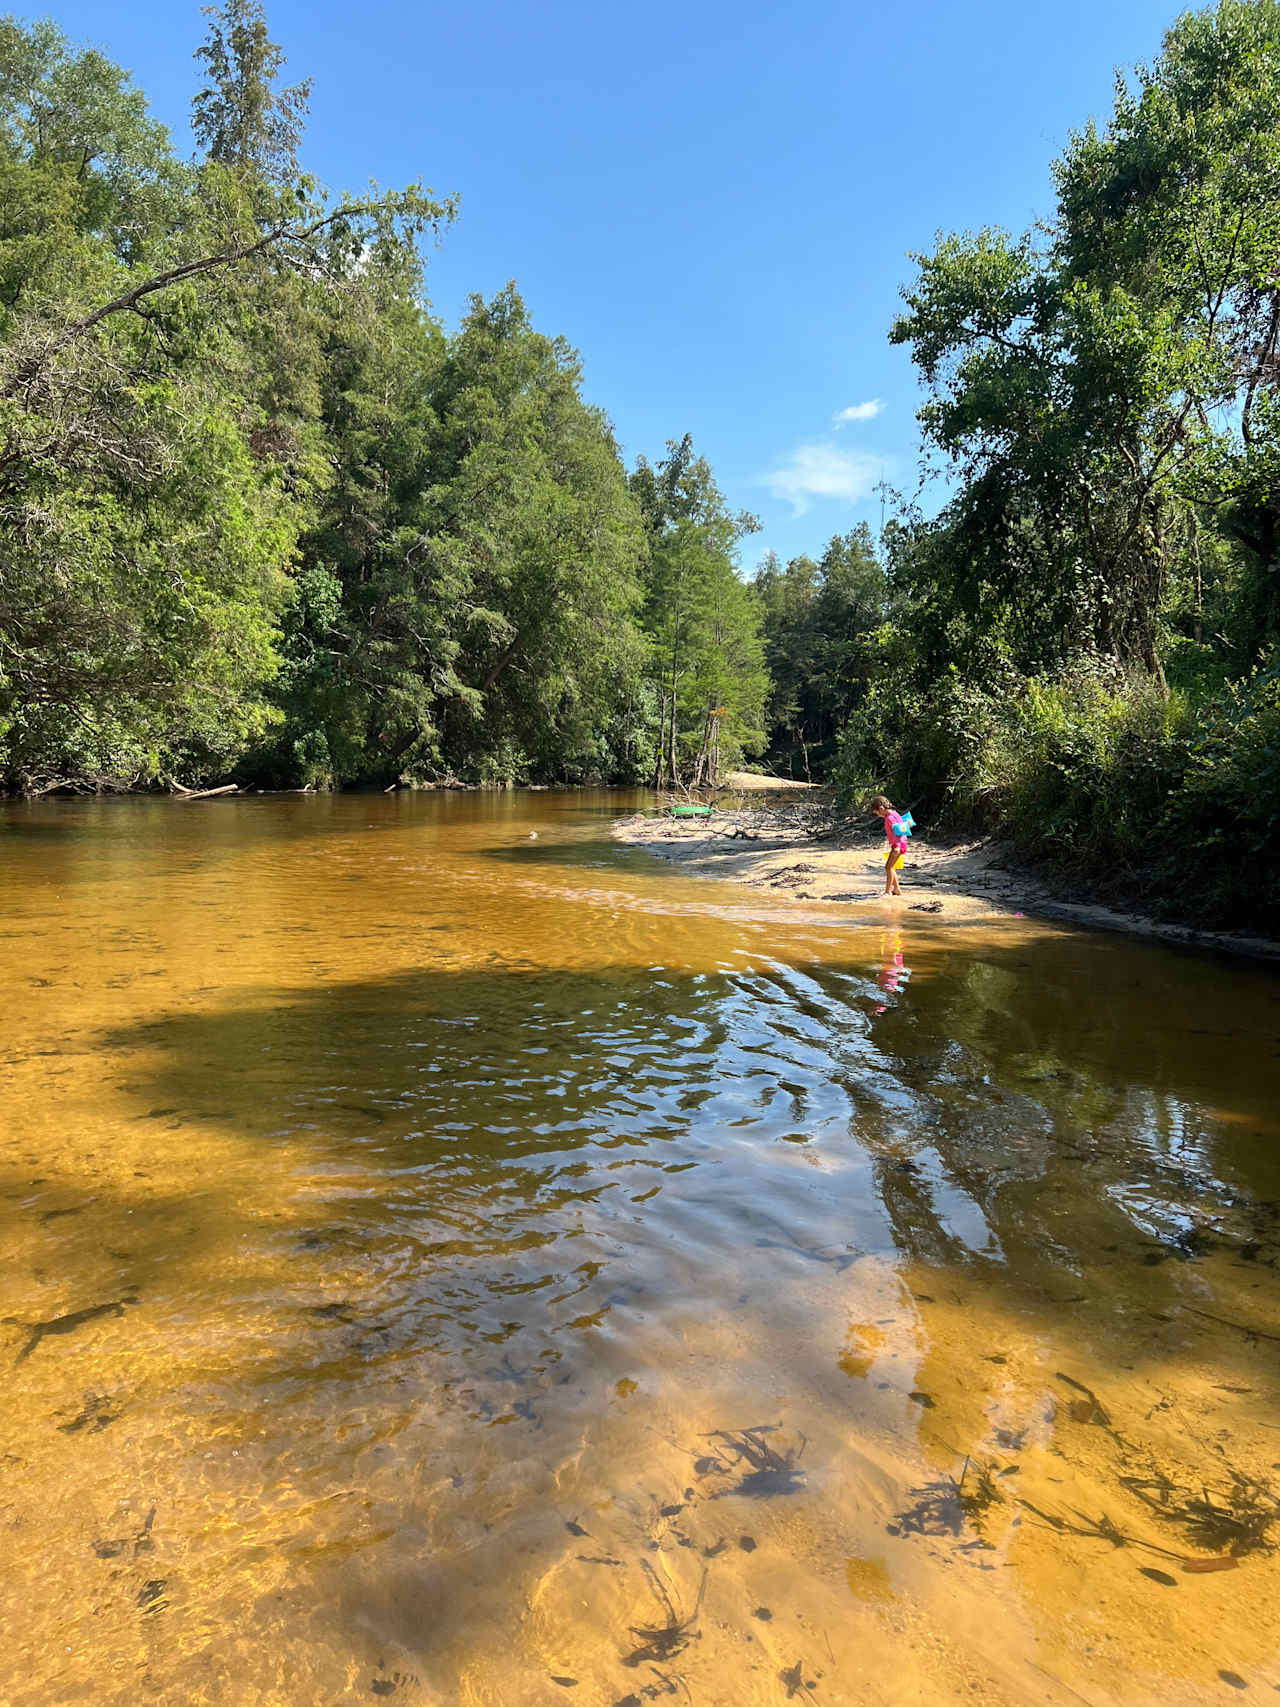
[4, 0, 1274, 933]
[831, 0, 1280, 927]
[630, 435, 768, 788]
[0, 5, 765, 792]
[753, 526, 886, 780]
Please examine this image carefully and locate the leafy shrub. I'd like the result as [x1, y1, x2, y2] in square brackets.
[834, 651, 1280, 929]
[1156, 658, 1280, 922]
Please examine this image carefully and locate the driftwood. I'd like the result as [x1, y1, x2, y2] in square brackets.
[174, 783, 240, 800]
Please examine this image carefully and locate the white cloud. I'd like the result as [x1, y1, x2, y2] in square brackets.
[761, 442, 883, 516]
[833, 399, 883, 426]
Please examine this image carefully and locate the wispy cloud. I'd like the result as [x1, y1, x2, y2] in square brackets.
[761, 442, 884, 516]
[833, 399, 883, 426]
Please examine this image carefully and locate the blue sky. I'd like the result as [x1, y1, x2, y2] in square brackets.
[50, 0, 1179, 569]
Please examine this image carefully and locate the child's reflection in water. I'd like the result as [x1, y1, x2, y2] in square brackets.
[874, 929, 910, 1012]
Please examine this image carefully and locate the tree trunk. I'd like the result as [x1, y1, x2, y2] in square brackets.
[1146, 507, 1169, 692]
[667, 614, 682, 788]
[482, 632, 521, 693]
[653, 691, 668, 791]
[690, 709, 713, 788]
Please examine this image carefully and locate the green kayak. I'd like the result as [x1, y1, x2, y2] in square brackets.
[669, 804, 713, 818]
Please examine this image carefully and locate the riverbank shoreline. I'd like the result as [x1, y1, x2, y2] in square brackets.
[3, 776, 616, 801]
[3, 765, 820, 801]
[613, 803, 1280, 963]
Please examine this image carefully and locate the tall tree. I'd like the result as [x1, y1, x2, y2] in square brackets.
[428, 287, 648, 783]
[267, 284, 648, 788]
[0, 11, 450, 792]
[893, 0, 1280, 680]
[756, 527, 886, 777]
[191, 0, 311, 184]
[632, 437, 766, 787]
[1053, 0, 1280, 657]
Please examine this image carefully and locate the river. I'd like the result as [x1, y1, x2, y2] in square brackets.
[2, 790, 1278, 1706]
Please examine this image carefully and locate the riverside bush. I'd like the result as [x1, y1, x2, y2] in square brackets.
[1157, 661, 1280, 922]
[835, 657, 1280, 930]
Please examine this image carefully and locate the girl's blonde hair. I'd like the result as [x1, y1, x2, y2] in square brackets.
[868, 794, 894, 814]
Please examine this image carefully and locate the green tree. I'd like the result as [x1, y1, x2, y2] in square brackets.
[0, 16, 289, 788]
[834, 0, 1280, 928]
[263, 284, 648, 788]
[755, 526, 886, 777]
[1053, 0, 1280, 657]
[192, 0, 311, 184]
[632, 436, 766, 787]
[0, 10, 451, 792]
[427, 287, 648, 783]
[0, 5, 763, 799]
[893, 0, 1280, 681]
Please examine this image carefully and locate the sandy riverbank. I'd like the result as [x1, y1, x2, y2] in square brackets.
[613, 799, 1280, 961]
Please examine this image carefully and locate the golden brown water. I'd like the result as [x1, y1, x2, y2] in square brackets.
[2, 790, 1279, 1707]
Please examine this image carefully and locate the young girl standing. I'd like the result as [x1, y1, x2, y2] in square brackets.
[870, 795, 909, 897]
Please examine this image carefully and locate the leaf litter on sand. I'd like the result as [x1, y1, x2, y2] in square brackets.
[779, 1657, 821, 1701]
[694, 1425, 807, 1499]
[1055, 1371, 1112, 1429]
[621, 1561, 706, 1669]
[1114, 1463, 1280, 1558]
[1018, 1370, 1280, 1572]
[887, 1457, 1004, 1541]
[884, 1363, 1277, 1592]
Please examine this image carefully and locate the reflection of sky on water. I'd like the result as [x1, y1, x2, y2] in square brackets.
[5, 788, 1279, 1374]
[77, 920, 1279, 1355]
[3, 791, 1280, 1705]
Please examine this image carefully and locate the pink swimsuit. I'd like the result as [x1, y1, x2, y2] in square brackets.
[886, 814, 909, 854]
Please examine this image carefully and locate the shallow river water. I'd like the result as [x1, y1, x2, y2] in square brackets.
[2, 790, 1279, 1707]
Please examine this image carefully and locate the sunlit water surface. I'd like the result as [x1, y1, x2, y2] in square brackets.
[2, 791, 1279, 1707]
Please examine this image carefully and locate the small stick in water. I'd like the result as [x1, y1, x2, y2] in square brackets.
[5, 1296, 137, 1364]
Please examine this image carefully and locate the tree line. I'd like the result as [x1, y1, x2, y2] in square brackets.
[6, 0, 1274, 930]
[0, 4, 818, 794]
